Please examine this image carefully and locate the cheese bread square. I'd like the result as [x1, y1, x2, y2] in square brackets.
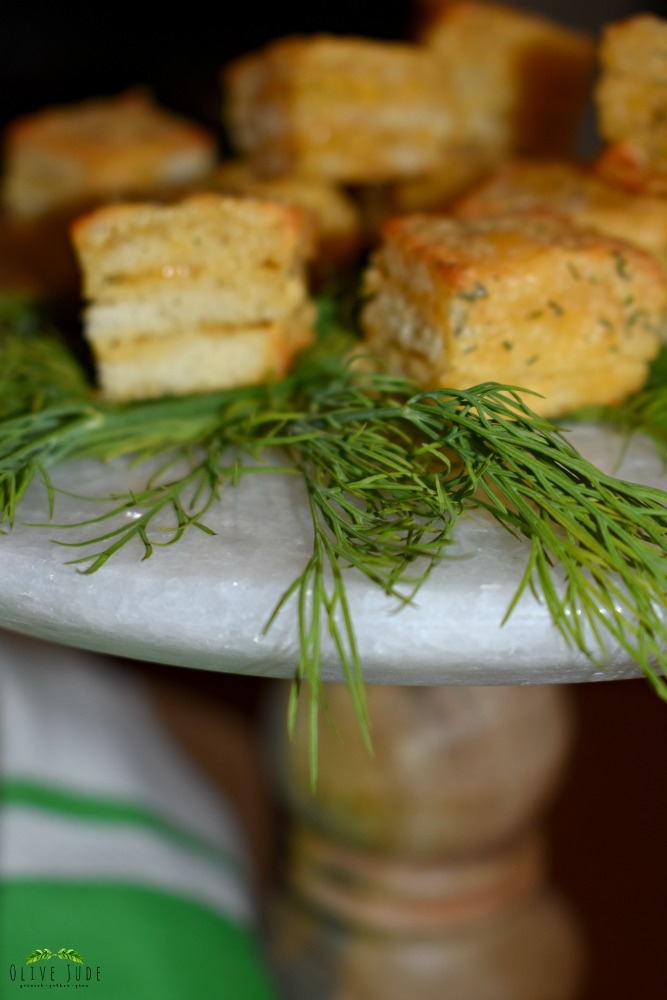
[361, 212, 666, 418]
[71, 193, 315, 400]
[2, 89, 217, 219]
[594, 15, 667, 195]
[223, 35, 457, 183]
[454, 159, 667, 273]
[418, 1, 594, 158]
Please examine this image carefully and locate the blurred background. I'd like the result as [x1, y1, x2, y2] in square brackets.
[1, 2, 666, 998]
[0, 0, 662, 135]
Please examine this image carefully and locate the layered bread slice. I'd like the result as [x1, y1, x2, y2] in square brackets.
[71, 193, 315, 401]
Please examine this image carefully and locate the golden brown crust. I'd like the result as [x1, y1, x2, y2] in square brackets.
[361, 212, 666, 417]
[223, 34, 457, 182]
[2, 89, 217, 218]
[454, 158, 667, 272]
[418, 1, 595, 158]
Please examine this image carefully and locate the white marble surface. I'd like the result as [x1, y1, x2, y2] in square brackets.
[0, 423, 664, 684]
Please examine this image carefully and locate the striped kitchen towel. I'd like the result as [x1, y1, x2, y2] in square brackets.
[0, 630, 278, 999]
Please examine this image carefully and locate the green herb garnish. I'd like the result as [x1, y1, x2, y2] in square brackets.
[2, 293, 667, 780]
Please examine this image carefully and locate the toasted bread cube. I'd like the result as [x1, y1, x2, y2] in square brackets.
[361, 212, 666, 418]
[595, 16, 667, 169]
[71, 194, 315, 400]
[206, 160, 362, 276]
[72, 194, 310, 329]
[2, 89, 217, 219]
[223, 35, 457, 183]
[418, 1, 594, 158]
[454, 159, 667, 272]
[594, 15, 667, 194]
[1, 90, 218, 299]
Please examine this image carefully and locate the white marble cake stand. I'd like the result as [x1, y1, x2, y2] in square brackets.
[1, 422, 664, 999]
[0, 422, 664, 686]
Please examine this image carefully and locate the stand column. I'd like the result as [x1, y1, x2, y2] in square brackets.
[267, 682, 584, 1000]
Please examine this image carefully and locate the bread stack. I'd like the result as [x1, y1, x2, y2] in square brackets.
[71, 194, 314, 401]
[5, 2, 667, 419]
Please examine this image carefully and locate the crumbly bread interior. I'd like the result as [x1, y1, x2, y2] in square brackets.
[362, 213, 666, 417]
[93, 304, 314, 402]
[71, 193, 315, 400]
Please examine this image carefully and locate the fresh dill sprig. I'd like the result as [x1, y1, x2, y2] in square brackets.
[2, 292, 667, 781]
[0, 294, 91, 420]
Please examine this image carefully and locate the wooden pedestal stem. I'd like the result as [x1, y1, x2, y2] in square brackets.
[266, 683, 584, 1000]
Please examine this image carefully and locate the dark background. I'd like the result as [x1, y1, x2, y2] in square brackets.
[1, 2, 414, 134]
[1, 2, 666, 998]
[0, 0, 657, 134]
[551, 679, 667, 1000]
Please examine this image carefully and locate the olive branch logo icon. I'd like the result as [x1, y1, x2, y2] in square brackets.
[25, 948, 84, 965]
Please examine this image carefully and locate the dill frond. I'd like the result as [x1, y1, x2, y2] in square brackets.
[0, 294, 91, 419]
[2, 291, 667, 778]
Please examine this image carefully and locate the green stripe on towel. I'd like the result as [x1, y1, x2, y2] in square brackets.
[1, 777, 242, 873]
